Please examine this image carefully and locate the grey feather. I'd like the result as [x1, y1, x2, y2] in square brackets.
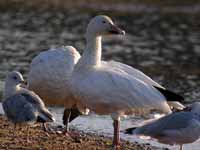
[3, 92, 54, 124]
[3, 94, 37, 124]
[134, 112, 197, 137]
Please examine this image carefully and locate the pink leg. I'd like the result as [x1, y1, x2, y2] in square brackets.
[113, 120, 120, 150]
[180, 144, 183, 150]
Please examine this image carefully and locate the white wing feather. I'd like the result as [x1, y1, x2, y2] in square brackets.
[71, 64, 171, 116]
[103, 61, 164, 89]
[104, 61, 184, 110]
[28, 46, 80, 106]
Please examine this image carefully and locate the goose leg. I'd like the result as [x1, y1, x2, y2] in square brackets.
[180, 144, 183, 150]
[63, 107, 81, 137]
[63, 108, 71, 133]
[113, 119, 120, 150]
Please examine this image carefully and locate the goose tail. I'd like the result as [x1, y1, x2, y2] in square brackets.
[154, 86, 184, 103]
[124, 127, 136, 134]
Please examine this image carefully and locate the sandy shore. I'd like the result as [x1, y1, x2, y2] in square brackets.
[0, 115, 163, 150]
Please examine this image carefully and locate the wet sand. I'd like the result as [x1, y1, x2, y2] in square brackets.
[0, 115, 163, 150]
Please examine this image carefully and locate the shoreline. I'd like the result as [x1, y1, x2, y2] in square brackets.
[0, 115, 163, 150]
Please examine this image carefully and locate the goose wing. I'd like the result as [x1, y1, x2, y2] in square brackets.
[72, 65, 171, 115]
[104, 60, 163, 88]
[104, 61, 185, 109]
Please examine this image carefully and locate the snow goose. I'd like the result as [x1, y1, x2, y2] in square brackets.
[70, 15, 175, 149]
[28, 46, 81, 132]
[3, 71, 55, 141]
[28, 17, 183, 136]
[125, 102, 200, 150]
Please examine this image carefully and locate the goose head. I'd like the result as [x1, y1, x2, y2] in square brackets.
[86, 15, 125, 37]
[5, 71, 25, 88]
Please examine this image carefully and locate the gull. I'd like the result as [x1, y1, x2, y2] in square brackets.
[2, 71, 55, 141]
[125, 102, 200, 150]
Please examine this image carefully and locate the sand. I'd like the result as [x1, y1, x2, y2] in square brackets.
[0, 115, 164, 150]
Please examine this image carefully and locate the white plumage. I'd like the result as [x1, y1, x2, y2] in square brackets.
[69, 15, 174, 149]
[102, 61, 185, 110]
[102, 61, 163, 88]
[28, 46, 80, 107]
[71, 63, 171, 116]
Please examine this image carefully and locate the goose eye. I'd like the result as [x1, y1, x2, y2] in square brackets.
[102, 21, 106, 24]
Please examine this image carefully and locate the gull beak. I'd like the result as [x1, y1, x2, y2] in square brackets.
[182, 106, 192, 112]
[20, 80, 27, 84]
[109, 24, 125, 35]
[20, 80, 27, 87]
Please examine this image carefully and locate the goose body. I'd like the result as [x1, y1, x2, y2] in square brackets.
[28, 46, 80, 107]
[71, 62, 172, 115]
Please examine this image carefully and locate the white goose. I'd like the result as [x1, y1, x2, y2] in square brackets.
[70, 15, 181, 149]
[28, 46, 81, 132]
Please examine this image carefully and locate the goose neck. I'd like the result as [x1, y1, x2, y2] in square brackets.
[80, 35, 102, 67]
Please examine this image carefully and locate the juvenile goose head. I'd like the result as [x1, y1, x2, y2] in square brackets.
[86, 15, 125, 37]
[4, 71, 26, 98]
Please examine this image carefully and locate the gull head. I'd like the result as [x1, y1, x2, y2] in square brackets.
[5, 71, 25, 87]
[86, 15, 125, 37]
[184, 102, 200, 114]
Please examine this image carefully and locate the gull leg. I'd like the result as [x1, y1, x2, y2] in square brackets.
[42, 123, 51, 137]
[43, 123, 48, 132]
[26, 126, 30, 142]
[12, 123, 17, 140]
[113, 119, 120, 150]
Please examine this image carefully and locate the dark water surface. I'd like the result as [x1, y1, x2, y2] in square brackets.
[0, 8, 200, 102]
